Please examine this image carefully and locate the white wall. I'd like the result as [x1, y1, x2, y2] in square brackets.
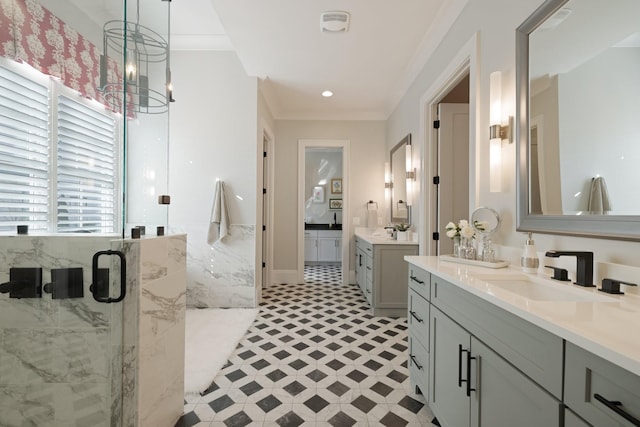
[169, 51, 260, 307]
[386, 0, 640, 273]
[273, 120, 386, 275]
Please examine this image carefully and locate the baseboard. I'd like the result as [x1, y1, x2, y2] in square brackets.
[270, 270, 299, 285]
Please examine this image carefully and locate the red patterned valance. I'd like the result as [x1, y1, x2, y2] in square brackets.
[0, 0, 123, 111]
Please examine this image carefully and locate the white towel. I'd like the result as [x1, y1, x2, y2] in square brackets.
[207, 181, 230, 244]
[587, 176, 611, 214]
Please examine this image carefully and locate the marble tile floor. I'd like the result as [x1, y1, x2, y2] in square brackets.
[176, 265, 437, 426]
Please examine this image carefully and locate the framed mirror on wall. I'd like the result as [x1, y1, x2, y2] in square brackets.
[390, 134, 411, 224]
[516, 0, 640, 241]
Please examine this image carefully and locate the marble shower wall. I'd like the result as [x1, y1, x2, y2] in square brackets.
[173, 224, 256, 308]
[0, 235, 119, 427]
[119, 234, 186, 427]
[0, 234, 186, 427]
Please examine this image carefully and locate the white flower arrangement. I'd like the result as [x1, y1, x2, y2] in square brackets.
[445, 219, 476, 239]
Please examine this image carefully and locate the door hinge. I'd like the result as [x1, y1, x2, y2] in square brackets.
[433, 120, 440, 129]
[263, 188, 267, 194]
[433, 232, 440, 241]
[433, 176, 440, 185]
[263, 151, 267, 158]
[262, 225, 266, 231]
[262, 262, 266, 268]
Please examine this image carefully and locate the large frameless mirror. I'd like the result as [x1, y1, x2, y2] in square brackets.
[516, 0, 640, 240]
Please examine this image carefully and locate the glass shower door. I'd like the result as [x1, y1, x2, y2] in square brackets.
[0, 0, 171, 425]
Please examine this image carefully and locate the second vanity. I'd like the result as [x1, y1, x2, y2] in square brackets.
[405, 256, 640, 427]
[354, 228, 418, 316]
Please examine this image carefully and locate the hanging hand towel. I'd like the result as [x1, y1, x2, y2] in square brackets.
[587, 176, 611, 214]
[207, 180, 231, 244]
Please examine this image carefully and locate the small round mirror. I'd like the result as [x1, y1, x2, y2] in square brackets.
[471, 207, 501, 236]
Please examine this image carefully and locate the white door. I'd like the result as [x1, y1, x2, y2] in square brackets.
[437, 103, 469, 255]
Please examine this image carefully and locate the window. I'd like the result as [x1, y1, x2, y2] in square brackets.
[0, 60, 120, 233]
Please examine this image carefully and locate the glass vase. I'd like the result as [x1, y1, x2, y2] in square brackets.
[452, 236, 461, 257]
[461, 237, 476, 260]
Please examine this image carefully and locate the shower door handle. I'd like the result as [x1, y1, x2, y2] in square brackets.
[90, 250, 126, 303]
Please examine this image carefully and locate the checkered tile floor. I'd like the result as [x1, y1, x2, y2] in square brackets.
[176, 265, 436, 426]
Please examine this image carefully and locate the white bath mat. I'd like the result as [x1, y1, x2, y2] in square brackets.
[184, 307, 258, 396]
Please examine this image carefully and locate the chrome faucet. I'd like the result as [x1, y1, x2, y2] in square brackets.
[544, 250, 594, 287]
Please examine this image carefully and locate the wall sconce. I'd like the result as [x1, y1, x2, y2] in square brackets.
[405, 143, 416, 206]
[384, 161, 392, 208]
[489, 71, 513, 193]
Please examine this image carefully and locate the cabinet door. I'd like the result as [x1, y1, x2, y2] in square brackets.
[430, 307, 471, 427]
[304, 238, 317, 262]
[317, 238, 336, 262]
[470, 337, 561, 427]
[564, 409, 590, 427]
[374, 245, 416, 308]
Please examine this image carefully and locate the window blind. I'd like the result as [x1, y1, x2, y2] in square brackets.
[56, 95, 116, 233]
[0, 66, 50, 232]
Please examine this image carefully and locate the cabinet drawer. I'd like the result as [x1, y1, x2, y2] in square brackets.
[408, 265, 430, 300]
[409, 334, 429, 400]
[357, 239, 373, 256]
[408, 288, 429, 350]
[365, 255, 373, 283]
[430, 274, 563, 398]
[565, 342, 640, 427]
[304, 230, 317, 238]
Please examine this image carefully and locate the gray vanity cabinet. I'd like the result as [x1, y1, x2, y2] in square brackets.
[407, 263, 563, 427]
[429, 305, 562, 427]
[355, 236, 417, 316]
[564, 342, 640, 427]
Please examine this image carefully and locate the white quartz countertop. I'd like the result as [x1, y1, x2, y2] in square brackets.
[405, 256, 640, 377]
[355, 228, 418, 246]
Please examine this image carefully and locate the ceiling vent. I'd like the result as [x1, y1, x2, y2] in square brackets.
[320, 11, 350, 33]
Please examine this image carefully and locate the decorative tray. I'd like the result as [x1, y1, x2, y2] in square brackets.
[439, 254, 509, 269]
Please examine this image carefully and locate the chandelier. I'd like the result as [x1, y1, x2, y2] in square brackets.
[100, 0, 174, 114]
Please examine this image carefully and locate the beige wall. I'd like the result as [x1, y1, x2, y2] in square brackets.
[272, 120, 386, 275]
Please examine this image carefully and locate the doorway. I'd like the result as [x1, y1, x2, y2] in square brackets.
[437, 98, 470, 255]
[297, 140, 350, 285]
[420, 34, 478, 256]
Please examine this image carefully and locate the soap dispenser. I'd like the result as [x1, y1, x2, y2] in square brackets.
[521, 233, 539, 274]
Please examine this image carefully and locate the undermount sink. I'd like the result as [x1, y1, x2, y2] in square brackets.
[470, 273, 616, 303]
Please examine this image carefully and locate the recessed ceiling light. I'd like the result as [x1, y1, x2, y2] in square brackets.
[322, 90, 333, 97]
